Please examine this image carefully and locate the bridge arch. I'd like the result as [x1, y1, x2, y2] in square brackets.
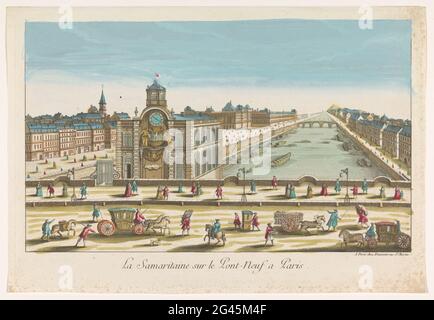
[223, 175, 239, 186]
[372, 176, 393, 187]
[296, 175, 319, 186]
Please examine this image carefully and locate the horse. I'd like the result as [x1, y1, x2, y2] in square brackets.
[339, 229, 365, 247]
[299, 215, 326, 233]
[144, 214, 171, 235]
[51, 219, 77, 238]
[204, 224, 226, 246]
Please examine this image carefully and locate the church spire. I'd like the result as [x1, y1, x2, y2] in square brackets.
[99, 85, 107, 106]
[99, 85, 107, 116]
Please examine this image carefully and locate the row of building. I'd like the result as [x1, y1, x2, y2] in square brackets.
[328, 106, 411, 167]
[25, 90, 130, 161]
[26, 82, 298, 172]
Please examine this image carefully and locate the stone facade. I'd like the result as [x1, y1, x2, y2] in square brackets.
[25, 89, 125, 161]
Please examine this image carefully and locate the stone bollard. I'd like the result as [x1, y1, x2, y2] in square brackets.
[259, 202, 262, 207]
[181, 201, 184, 206]
[217, 202, 221, 207]
[336, 202, 339, 207]
[379, 202, 383, 208]
[297, 202, 300, 207]
[102, 201, 106, 206]
[64, 201, 67, 206]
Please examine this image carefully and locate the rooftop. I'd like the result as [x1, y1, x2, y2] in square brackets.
[368, 120, 386, 129]
[173, 113, 216, 121]
[384, 124, 402, 133]
[147, 80, 165, 90]
[400, 125, 411, 137]
[26, 123, 58, 133]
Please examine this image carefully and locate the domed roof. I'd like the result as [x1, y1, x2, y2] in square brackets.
[222, 101, 235, 112]
[328, 104, 340, 111]
[87, 105, 98, 113]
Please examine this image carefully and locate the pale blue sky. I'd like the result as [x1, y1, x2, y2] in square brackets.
[25, 20, 412, 118]
[26, 20, 411, 88]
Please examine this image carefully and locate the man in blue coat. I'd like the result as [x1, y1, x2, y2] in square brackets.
[212, 219, 221, 239]
[362, 178, 369, 194]
[326, 210, 340, 231]
[41, 219, 55, 241]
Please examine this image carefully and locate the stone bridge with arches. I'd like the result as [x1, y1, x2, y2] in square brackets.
[298, 111, 337, 128]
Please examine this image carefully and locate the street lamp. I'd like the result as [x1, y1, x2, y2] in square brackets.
[71, 167, 77, 201]
[340, 168, 350, 203]
[238, 167, 247, 202]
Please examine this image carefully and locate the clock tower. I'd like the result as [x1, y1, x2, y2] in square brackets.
[138, 79, 172, 179]
[146, 79, 167, 108]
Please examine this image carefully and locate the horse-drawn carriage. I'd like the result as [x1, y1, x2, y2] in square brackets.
[367, 221, 411, 250]
[97, 208, 137, 236]
[97, 208, 171, 236]
[273, 211, 325, 233]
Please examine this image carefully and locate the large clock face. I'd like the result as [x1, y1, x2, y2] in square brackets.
[149, 112, 164, 126]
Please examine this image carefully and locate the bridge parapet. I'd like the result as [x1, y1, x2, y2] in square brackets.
[25, 175, 410, 188]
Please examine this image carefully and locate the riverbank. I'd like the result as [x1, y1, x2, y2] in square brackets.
[329, 113, 410, 181]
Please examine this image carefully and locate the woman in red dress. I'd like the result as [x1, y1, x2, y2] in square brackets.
[124, 182, 132, 197]
[394, 187, 401, 199]
[47, 184, 55, 197]
[320, 184, 328, 196]
[191, 182, 196, 196]
[233, 212, 241, 229]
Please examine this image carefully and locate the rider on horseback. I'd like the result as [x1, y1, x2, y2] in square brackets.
[211, 219, 221, 239]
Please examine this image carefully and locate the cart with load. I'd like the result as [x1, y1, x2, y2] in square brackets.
[97, 207, 143, 236]
[368, 221, 411, 250]
[274, 211, 304, 232]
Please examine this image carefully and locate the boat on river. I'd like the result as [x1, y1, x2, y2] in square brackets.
[271, 152, 292, 167]
[272, 141, 288, 147]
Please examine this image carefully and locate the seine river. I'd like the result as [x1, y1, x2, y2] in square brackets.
[222, 126, 389, 180]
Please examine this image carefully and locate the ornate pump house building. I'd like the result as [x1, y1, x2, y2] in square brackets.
[115, 79, 221, 180]
[116, 80, 172, 179]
